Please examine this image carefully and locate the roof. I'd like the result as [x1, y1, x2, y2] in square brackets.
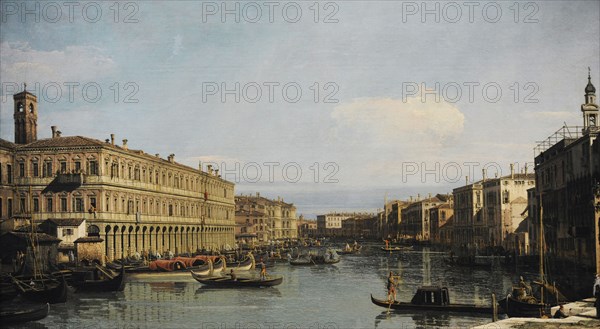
[46, 218, 85, 226]
[17, 136, 105, 149]
[74, 236, 104, 243]
[11, 135, 233, 185]
[0, 138, 16, 150]
[510, 196, 528, 204]
[2, 231, 61, 243]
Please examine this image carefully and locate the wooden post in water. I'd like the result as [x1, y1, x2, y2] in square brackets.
[491, 293, 498, 322]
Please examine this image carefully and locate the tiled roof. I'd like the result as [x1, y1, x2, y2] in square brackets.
[0, 138, 16, 150]
[17, 136, 106, 149]
[47, 218, 85, 226]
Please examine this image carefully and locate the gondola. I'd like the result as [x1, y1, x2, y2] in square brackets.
[381, 246, 413, 252]
[70, 265, 126, 292]
[0, 302, 50, 324]
[370, 286, 493, 314]
[338, 245, 362, 255]
[191, 272, 283, 287]
[13, 274, 68, 304]
[229, 254, 255, 271]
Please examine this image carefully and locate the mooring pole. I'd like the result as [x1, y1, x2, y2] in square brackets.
[492, 293, 498, 322]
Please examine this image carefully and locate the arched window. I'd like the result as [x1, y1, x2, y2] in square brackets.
[29, 104, 34, 113]
[17, 102, 23, 112]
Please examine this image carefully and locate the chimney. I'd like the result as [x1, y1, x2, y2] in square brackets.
[168, 154, 175, 163]
[155, 153, 160, 157]
[56, 130, 62, 137]
[51, 126, 58, 138]
[215, 169, 219, 176]
[105, 139, 110, 143]
[524, 163, 528, 175]
[122, 139, 128, 150]
[465, 176, 469, 185]
[510, 163, 514, 179]
[482, 169, 487, 182]
[110, 134, 115, 146]
[417, 194, 420, 201]
[207, 164, 213, 174]
[256, 192, 260, 198]
[199, 161, 203, 172]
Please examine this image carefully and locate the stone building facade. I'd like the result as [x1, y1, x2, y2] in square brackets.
[534, 73, 600, 273]
[235, 193, 298, 242]
[400, 194, 449, 241]
[452, 180, 483, 248]
[0, 90, 236, 261]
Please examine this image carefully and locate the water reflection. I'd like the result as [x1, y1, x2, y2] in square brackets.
[14, 245, 515, 328]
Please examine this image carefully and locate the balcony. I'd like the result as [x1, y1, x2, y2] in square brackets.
[56, 173, 84, 185]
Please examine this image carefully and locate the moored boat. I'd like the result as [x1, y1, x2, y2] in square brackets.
[0, 301, 50, 324]
[70, 265, 125, 292]
[13, 274, 68, 304]
[370, 286, 493, 314]
[191, 272, 283, 287]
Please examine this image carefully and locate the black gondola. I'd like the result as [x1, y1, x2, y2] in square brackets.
[191, 272, 283, 287]
[0, 302, 50, 324]
[70, 265, 126, 292]
[370, 286, 493, 314]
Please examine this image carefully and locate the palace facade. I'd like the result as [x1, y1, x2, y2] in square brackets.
[0, 90, 236, 261]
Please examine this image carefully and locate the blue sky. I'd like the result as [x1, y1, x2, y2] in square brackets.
[1, 1, 599, 217]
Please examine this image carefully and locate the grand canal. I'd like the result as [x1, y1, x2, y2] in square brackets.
[12, 246, 522, 329]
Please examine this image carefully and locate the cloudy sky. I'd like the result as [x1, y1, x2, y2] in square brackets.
[1, 1, 599, 217]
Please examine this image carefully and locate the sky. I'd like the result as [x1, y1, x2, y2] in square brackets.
[1, 1, 599, 218]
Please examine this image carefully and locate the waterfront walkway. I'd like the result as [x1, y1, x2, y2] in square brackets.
[474, 298, 600, 328]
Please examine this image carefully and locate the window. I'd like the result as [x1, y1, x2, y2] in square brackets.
[89, 160, 98, 175]
[32, 162, 39, 177]
[74, 161, 81, 173]
[20, 198, 26, 212]
[61, 198, 68, 212]
[44, 161, 53, 177]
[8, 199, 13, 215]
[46, 198, 53, 212]
[19, 163, 25, 177]
[168, 205, 173, 216]
[60, 162, 67, 173]
[90, 197, 97, 210]
[0, 198, 2, 217]
[63, 228, 73, 236]
[7, 165, 12, 183]
[74, 198, 83, 212]
[0, 162, 2, 184]
[33, 198, 39, 212]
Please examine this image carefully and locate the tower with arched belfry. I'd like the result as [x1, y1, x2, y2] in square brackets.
[13, 86, 38, 144]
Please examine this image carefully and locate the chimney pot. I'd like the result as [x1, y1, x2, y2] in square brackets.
[510, 163, 514, 179]
[56, 130, 62, 137]
[155, 153, 160, 157]
[105, 139, 110, 143]
[110, 134, 115, 145]
[122, 139, 128, 150]
[51, 126, 57, 138]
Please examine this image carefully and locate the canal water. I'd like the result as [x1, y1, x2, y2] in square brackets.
[12, 246, 520, 329]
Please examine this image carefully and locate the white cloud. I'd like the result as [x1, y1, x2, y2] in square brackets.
[0, 42, 115, 87]
[331, 96, 465, 149]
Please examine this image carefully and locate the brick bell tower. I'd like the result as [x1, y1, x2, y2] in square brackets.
[13, 84, 38, 144]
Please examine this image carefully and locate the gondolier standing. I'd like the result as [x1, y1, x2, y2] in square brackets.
[387, 271, 397, 302]
[260, 261, 267, 281]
